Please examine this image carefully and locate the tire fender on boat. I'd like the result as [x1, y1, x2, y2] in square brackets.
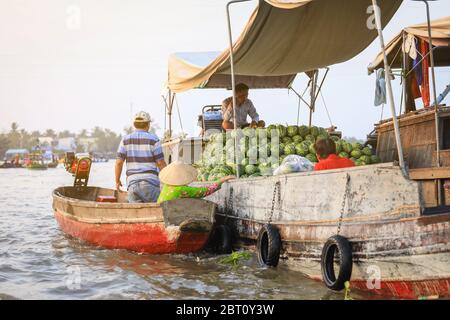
[321, 235, 353, 291]
[257, 224, 281, 267]
[207, 224, 232, 254]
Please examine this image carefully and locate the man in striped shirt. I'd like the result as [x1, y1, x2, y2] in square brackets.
[115, 111, 167, 203]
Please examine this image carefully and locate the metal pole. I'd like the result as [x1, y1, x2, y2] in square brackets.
[168, 90, 174, 140]
[309, 70, 318, 127]
[372, 0, 406, 174]
[226, 0, 252, 179]
[420, 0, 442, 205]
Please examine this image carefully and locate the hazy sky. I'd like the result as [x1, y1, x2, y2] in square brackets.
[0, 0, 449, 139]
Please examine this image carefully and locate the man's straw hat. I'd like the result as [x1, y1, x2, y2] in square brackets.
[133, 111, 151, 123]
[159, 160, 198, 186]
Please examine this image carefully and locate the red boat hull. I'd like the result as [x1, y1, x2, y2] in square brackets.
[350, 278, 450, 299]
[54, 210, 210, 254]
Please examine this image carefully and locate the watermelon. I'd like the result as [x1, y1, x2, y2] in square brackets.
[339, 152, 350, 158]
[351, 149, 362, 159]
[362, 147, 373, 156]
[343, 142, 353, 154]
[243, 127, 255, 138]
[335, 141, 343, 154]
[259, 144, 271, 157]
[352, 142, 363, 150]
[247, 147, 258, 160]
[249, 173, 262, 178]
[284, 143, 297, 155]
[331, 136, 340, 142]
[282, 136, 293, 144]
[259, 163, 273, 176]
[249, 137, 258, 148]
[295, 143, 308, 156]
[245, 164, 258, 175]
[306, 153, 318, 163]
[256, 127, 267, 138]
[371, 155, 381, 164]
[298, 125, 310, 137]
[359, 155, 372, 164]
[292, 135, 303, 144]
[309, 143, 316, 154]
[310, 126, 320, 137]
[279, 143, 286, 155]
[316, 134, 328, 142]
[276, 125, 287, 138]
[287, 125, 299, 137]
[305, 134, 316, 143]
[241, 158, 250, 166]
[318, 127, 329, 137]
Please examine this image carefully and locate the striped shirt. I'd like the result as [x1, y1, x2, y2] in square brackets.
[117, 130, 164, 188]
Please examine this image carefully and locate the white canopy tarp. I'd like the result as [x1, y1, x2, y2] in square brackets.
[168, 52, 297, 90]
[167, 0, 402, 93]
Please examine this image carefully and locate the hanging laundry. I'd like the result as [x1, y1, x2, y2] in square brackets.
[413, 41, 423, 86]
[402, 34, 417, 60]
[374, 69, 386, 106]
[420, 40, 430, 107]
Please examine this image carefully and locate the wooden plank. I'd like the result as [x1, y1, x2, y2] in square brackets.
[433, 150, 450, 167]
[420, 180, 438, 207]
[409, 167, 450, 180]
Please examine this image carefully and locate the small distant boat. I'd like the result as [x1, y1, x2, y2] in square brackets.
[0, 163, 23, 169]
[52, 187, 216, 254]
[27, 151, 48, 170]
[27, 163, 48, 170]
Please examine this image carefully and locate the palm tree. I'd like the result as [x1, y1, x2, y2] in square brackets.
[10, 122, 19, 133]
[58, 130, 73, 138]
[78, 129, 88, 138]
[44, 129, 57, 138]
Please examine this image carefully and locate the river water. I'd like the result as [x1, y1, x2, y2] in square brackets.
[0, 163, 375, 300]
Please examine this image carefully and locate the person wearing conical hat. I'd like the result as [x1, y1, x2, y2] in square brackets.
[157, 161, 235, 203]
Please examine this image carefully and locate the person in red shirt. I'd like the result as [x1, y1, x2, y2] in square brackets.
[314, 138, 355, 171]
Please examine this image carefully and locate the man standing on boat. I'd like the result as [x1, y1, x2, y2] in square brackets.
[222, 83, 265, 130]
[115, 111, 167, 203]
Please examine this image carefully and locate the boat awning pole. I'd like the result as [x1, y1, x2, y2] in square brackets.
[226, 0, 253, 179]
[372, 0, 407, 175]
[168, 90, 175, 140]
[419, 0, 442, 205]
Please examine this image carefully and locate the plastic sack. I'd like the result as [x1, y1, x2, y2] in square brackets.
[273, 155, 314, 176]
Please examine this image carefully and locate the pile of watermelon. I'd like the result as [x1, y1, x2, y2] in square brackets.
[196, 125, 381, 182]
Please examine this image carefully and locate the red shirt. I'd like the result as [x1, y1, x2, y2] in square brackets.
[314, 154, 355, 171]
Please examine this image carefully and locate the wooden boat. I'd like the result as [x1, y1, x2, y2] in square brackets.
[27, 163, 48, 170]
[52, 187, 216, 254]
[184, 106, 450, 299]
[199, 161, 450, 299]
[27, 151, 48, 170]
[0, 163, 23, 169]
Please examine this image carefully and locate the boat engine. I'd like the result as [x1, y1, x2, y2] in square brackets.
[64, 152, 92, 189]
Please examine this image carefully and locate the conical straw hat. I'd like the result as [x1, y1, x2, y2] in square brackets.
[159, 160, 198, 186]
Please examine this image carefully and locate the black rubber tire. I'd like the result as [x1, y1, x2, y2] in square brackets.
[256, 224, 281, 267]
[321, 235, 353, 291]
[208, 224, 232, 254]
